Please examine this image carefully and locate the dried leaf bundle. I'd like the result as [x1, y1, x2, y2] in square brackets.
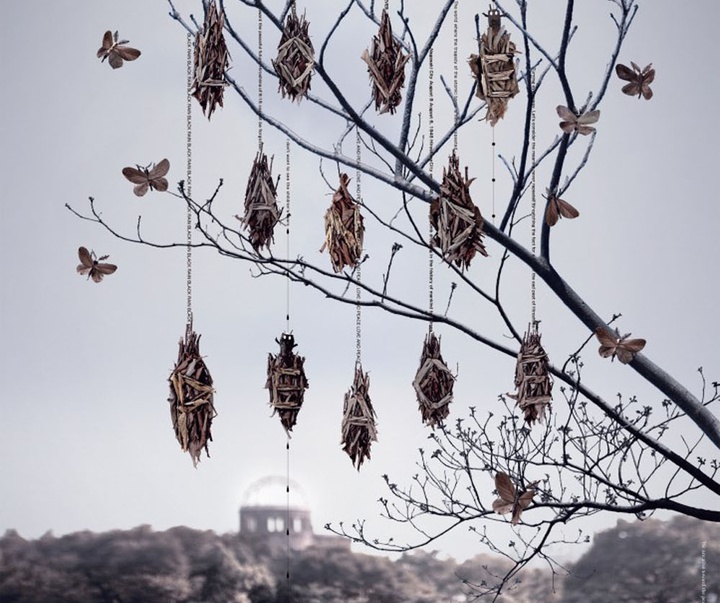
[468, 8, 519, 126]
[430, 152, 488, 270]
[509, 324, 552, 425]
[321, 173, 365, 273]
[341, 364, 377, 470]
[361, 9, 410, 115]
[238, 150, 281, 252]
[168, 324, 216, 466]
[272, 9, 315, 102]
[412, 332, 455, 427]
[192, 1, 229, 119]
[266, 333, 309, 434]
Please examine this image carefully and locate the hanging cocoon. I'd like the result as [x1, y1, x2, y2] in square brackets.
[266, 333, 309, 433]
[468, 7, 519, 126]
[191, 1, 230, 119]
[272, 8, 315, 102]
[168, 323, 217, 466]
[361, 9, 410, 115]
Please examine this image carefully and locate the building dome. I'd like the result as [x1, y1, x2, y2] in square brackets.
[241, 475, 310, 510]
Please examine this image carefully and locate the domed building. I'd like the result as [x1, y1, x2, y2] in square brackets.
[238, 476, 350, 552]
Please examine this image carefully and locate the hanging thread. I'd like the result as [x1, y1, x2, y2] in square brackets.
[258, 7, 263, 148]
[530, 67, 537, 324]
[428, 46, 435, 329]
[355, 126, 363, 365]
[186, 32, 194, 330]
[286, 138, 291, 331]
[453, 0, 459, 152]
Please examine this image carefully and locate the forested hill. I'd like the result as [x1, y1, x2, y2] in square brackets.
[0, 516, 716, 602]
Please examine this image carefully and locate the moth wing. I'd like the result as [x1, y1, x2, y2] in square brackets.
[512, 487, 536, 525]
[122, 166, 148, 184]
[492, 498, 514, 515]
[90, 269, 105, 283]
[97, 30, 113, 57]
[545, 199, 559, 227]
[494, 472, 516, 513]
[615, 63, 635, 82]
[618, 338, 647, 363]
[116, 46, 141, 62]
[556, 197, 579, 220]
[151, 177, 169, 192]
[578, 110, 600, 125]
[78, 246, 93, 268]
[559, 121, 577, 134]
[133, 182, 150, 197]
[643, 68, 655, 84]
[595, 327, 618, 359]
[615, 348, 634, 364]
[95, 263, 118, 276]
[621, 81, 641, 97]
[108, 51, 124, 69]
[575, 124, 596, 136]
[148, 158, 170, 179]
[556, 105, 575, 121]
[630, 61, 641, 73]
[641, 84, 654, 100]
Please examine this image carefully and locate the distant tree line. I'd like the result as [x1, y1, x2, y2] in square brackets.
[0, 516, 717, 602]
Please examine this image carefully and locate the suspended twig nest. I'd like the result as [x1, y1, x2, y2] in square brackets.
[468, 7, 519, 126]
[430, 151, 488, 270]
[321, 173, 365, 273]
[272, 8, 315, 102]
[266, 333, 309, 434]
[341, 363, 377, 470]
[361, 9, 410, 115]
[412, 331, 455, 428]
[508, 323, 553, 425]
[168, 322, 217, 466]
[191, 1, 230, 119]
[237, 149, 281, 252]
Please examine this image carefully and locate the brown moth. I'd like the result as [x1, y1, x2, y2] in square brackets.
[97, 30, 141, 69]
[122, 158, 170, 197]
[595, 327, 646, 364]
[77, 246, 117, 283]
[492, 472, 536, 525]
[616, 62, 655, 100]
[545, 189, 579, 227]
[556, 105, 600, 136]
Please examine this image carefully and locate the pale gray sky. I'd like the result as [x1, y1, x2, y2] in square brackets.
[1, 0, 719, 563]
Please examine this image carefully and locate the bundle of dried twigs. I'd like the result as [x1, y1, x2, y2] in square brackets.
[341, 364, 377, 470]
[321, 173, 365, 273]
[430, 151, 488, 270]
[412, 331, 455, 428]
[168, 323, 217, 466]
[508, 324, 553, 425]
[272, 8, 315, 102]
[361, 9, 410, 115]
[468, 7, 519, 126]
[238, 150, 281, 252]
[266, 333, 309, 434]
[192, 1, 229, 119]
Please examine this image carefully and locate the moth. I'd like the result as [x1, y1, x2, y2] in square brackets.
[492, 472, 536, 525]
[76, 246, 117, 283]
[97, 30, 141, 69]
[615, 62, 655, 100]
[595, 327, 646, 364]
[545, 189, 579, 227]
[122, 158, 170, 197]
[556, 105, 600, 136]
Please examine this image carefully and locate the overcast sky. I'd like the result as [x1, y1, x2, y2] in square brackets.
[1, 0, 719, 563]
